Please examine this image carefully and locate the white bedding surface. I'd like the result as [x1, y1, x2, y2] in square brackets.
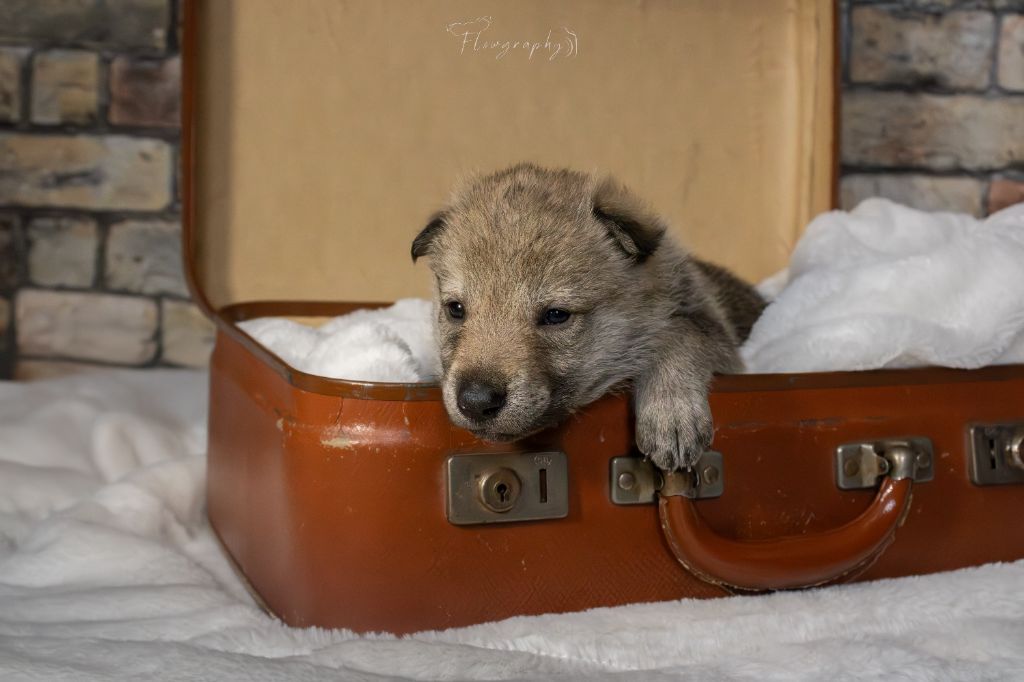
[2, 369, 1024, 681]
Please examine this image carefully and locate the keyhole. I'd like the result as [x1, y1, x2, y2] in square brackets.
[477, 468, 521, 513]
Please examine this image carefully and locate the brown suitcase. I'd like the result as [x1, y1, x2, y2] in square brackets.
[182, 0, 1024, 635]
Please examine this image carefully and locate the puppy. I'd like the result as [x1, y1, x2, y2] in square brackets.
[412, 163, 765, 471]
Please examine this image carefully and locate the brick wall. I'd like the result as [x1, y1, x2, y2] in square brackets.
[0, 0, 213, 380]
[1, 1, 1023, 380]
[840, 0, 1024, 215]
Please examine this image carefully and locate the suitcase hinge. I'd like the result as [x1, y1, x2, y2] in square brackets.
[610, 451, 724, 505]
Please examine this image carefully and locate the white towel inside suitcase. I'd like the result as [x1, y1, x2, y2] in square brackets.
[240, 200, 1024, 381]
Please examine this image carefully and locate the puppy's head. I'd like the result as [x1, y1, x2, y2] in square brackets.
[412, 164, 667, 441]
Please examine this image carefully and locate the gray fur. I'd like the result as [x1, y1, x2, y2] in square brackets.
[412, 163, 766, 470]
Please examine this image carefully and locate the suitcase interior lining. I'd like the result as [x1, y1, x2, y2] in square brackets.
[184, 0, 836, 313]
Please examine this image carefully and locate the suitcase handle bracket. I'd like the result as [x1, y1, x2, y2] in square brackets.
[835, 437, 934, 490]
[610, 452, 723, 505]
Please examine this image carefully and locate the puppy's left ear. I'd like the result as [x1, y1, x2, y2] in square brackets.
[592, 177, 665, 264]
[411, 211, 447, 262]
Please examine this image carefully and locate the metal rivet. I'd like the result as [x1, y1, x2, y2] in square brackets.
[1010, 430, 1024, 470]
[702, 465, 719, 486]
[617, 472, 636, 490]
[843, 458, 860, 477]
[915, 451, 932, 469]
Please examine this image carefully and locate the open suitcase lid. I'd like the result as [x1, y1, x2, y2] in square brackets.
[182, 0, 836, 312]
[180, 0, 861, 398]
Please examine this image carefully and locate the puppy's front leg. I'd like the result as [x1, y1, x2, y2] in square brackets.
[634, 315, 741, 471]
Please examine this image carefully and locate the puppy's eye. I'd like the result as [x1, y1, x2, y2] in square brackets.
[446, 301, 465, 320]
[541, 308, 571, 325]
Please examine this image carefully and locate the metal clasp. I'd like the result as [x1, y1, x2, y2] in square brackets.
[835, 437, 934, 490]
[968, 422, 1024, 486]
[610, 451, 724, 505]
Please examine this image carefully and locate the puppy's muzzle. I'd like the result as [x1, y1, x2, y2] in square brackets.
[456, 378, 507, 421]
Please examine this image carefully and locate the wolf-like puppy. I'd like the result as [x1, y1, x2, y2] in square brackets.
[412, 163, 764, 471]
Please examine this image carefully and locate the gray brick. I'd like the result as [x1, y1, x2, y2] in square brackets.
[841, 174, 985, 215]
[161, 299, 214, 367]
[842, 92, 1024, 170]
[26, 216, 97, 287]
[0, 48, 26, 124]
[109, 56, 180, 128]
[0, 296, 9, 353]
[988, 176, 1024, 213]
[14, 359, 103, 381]
[16, 289, 157, 364]
[851, 1, 1024, 9]
[0, 215, 20, 291]
[0, 0, 170, 51]
[105, 220, 186, 296]
[998, 15, 1024, 92]
[0, 134, 172, 210]
[851, 7, 994, 89]
[30, 50, 99, 125]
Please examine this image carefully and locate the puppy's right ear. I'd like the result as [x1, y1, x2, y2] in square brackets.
[411, 211, 447, 263]
[592, 177, 665, 264]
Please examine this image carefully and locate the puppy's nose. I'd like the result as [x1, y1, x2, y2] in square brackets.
[457, 379, 507, 421]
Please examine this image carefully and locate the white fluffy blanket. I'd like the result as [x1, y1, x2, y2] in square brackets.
[743, 199, 1024, 372]
[241, 200, 1024, 381]
[240, 299, 440, 382]
[2, 369, 1024, 681]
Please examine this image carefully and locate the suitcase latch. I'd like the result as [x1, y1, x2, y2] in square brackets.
[968, 422, 1024, 486]
[609, 451, 725, 505]
[835, 437, 934, 490]
[446, 451, 569, 525]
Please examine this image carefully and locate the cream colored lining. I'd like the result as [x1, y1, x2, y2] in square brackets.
[194, 0, 834, 308]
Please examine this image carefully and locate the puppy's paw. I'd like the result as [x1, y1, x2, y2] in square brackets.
[635, 392, 713, 471]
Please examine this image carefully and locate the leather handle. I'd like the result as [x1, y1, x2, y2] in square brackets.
[658, 477, 913, 591]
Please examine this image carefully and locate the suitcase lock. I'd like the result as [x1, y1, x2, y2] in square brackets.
[478, 468, 522, 513]
[968, 422, 1024, 486]
[445, 451, 569, 525]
